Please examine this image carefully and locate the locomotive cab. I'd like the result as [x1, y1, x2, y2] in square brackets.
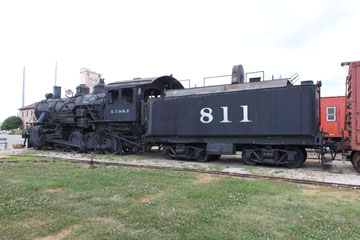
[103, 87, 137, 122]
[104, 76, 184, 123]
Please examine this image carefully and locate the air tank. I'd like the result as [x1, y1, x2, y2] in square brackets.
[53, 86, 61, 99]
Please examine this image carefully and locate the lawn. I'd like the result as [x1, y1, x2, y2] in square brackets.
[0, 157, 359, 239]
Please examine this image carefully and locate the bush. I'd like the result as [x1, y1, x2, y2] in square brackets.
[1, 116, 23, 130]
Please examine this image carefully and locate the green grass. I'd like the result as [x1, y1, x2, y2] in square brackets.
[0, 162, 360, 239]
[0, 156, 49, 162]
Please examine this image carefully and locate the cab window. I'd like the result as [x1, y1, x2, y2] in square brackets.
[108, 90, 119, 104]
[122, 88, 133, 104]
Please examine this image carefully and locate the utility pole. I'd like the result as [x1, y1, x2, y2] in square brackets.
[22, 66, 25, 108]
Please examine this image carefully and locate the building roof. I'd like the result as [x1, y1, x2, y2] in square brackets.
[19, 103, 36, 110]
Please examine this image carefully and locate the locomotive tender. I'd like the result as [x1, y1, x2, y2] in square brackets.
[28, 64, 324, 169]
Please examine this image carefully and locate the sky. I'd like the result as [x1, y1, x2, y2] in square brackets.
[0, 0, 359, 122]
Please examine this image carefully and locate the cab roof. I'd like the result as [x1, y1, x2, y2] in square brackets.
[106, 75, 184, 90]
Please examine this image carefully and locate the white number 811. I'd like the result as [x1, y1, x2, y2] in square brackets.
[200, 106, 252, 124]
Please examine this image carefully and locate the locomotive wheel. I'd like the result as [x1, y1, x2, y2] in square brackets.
[286, 147, 305, 169]
[301, 148, 307, 162]
[163, 146, 175, 159]
[242, 147, 258, 166]
[84, 133, 100, 152]
[197, 150, 209, 162]
[101, 135, 120, 154]
[69, 131, 83, 153]
[121, 142, 135, 154]
[351, 152, 360, 173]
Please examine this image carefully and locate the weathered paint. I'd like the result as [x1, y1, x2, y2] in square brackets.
[320, 96, 347, 140]
[148, 83, 320, 142]
[342, 61, 360, 151]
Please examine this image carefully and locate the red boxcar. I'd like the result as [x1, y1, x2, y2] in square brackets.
[341, 61, 360, 172]
[320, 96, 347, 141]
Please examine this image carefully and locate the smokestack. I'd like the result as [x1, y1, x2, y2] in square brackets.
[53, 86, 61, 99]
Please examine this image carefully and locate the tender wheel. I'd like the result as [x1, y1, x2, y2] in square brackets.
[163, 146, 175, 159]
[351, 152, 360, 173]
[69, 131, 83, 153]
[197, 149, 209, 162]
[301, 148, 307, 162]
[242, 147, 258, 166]
[286, 147, 305, 168]
[101, 135, 120, 154]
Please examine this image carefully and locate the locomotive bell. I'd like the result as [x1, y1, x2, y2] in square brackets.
[232, 64, 244, 84]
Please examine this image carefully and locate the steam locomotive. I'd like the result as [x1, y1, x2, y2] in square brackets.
[26, 63, 360, 172]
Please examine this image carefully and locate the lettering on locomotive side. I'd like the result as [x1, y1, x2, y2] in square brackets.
[110, 109, 130, 114]
[200, 105, 252, 124]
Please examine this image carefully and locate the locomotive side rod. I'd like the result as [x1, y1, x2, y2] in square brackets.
[4, 155, 360, 190]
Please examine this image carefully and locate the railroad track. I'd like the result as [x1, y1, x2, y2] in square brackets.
[1, 155, 360, 190]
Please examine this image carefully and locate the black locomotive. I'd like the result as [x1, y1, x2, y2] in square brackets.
[27, 65, 323, 168]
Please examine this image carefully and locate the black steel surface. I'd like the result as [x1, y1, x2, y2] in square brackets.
[148, 84, 319, 138]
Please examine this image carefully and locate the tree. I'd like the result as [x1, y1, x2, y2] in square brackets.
[1, 116, 23, 130]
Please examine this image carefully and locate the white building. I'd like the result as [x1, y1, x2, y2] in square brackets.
[18, 103, 36, 129]
[80, 68, 102, 93]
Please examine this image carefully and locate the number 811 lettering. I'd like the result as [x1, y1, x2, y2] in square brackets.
[200, 105, 252, 124]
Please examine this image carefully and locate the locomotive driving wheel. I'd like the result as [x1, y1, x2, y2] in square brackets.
[101, 134, 120, 154]
[351, 152, 360, 173]
[68, 131, 83, 153]
[84, 133, 100, 153]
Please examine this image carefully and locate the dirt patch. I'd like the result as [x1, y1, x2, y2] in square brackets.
[91, 216, 123, 225]
[303, 186, 359, 201]
[44, 188, 62, 193]
[139, 187, 174, 204]
[192, 174, 221, 184]
[35, 224, 81, 240]
[0, 155, 9, 159]
[139, 192, 163, 203]
[17, 218, 42, 229]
